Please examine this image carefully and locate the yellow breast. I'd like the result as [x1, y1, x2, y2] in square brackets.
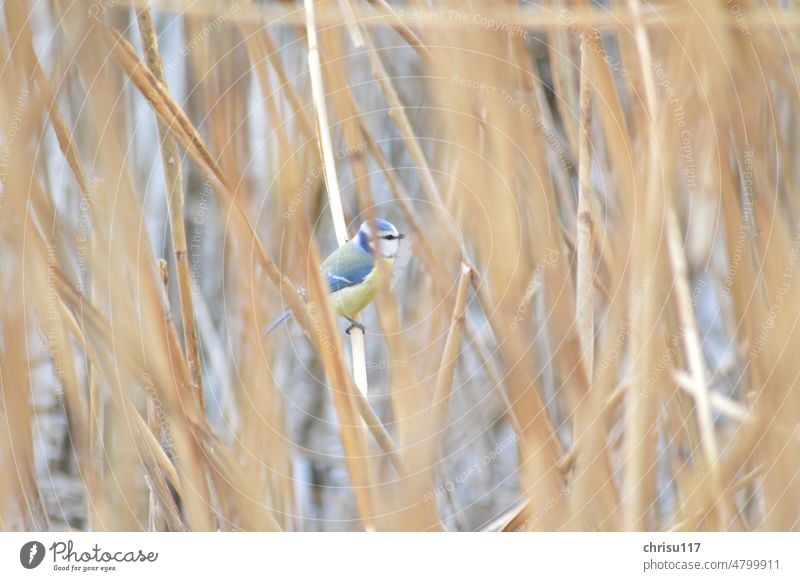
[330, 258, 393, 318]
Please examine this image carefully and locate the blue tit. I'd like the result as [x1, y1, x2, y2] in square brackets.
[263, 218, 405, 336]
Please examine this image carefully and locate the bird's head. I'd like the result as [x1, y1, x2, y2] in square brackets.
[357, 219, 405, 258]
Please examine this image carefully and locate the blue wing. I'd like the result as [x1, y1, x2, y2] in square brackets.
[322, 242, 375, 293]
[325, 262, 374, 293]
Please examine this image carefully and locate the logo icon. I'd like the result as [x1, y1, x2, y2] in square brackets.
[20, 541, 45, 569]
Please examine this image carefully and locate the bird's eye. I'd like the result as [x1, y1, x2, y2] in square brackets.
[381, 234, 406, 240]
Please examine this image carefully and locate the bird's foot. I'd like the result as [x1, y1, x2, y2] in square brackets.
[344, 317, 366, 335]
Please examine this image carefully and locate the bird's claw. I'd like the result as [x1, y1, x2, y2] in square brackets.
[345, 318, 366, 335]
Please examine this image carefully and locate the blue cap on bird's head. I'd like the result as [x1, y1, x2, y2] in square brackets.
[356, 219, 405, 258]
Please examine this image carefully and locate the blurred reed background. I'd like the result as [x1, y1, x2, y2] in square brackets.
[0, 0, 798, 532]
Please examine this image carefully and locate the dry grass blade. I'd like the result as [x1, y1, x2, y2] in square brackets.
[1, 0, 799, 534]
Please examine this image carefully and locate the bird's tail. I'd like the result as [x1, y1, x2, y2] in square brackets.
[262, 308, 292, 338]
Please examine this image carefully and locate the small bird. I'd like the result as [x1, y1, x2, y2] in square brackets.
[263, 218, 405, 336]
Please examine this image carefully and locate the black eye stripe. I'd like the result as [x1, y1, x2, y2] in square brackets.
[373, 232, 405, 241]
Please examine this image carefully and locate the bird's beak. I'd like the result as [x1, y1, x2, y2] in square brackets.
[398, 233, 406, 239]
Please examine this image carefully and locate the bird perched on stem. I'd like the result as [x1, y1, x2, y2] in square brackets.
[263, 218, 405, 336]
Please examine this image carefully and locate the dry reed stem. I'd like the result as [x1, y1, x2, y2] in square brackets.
[621, 0, 669, 531]
[3, 0, 102, 524]
[336, 0, 365, 48]
[566, 34, 608, 531]
[72, 21, 216, 530]
[576, 37, 595, 380]
[0, 111, 51, 529]
[107, 1, 793, 30]
[238, 14, 316, 137]
[3, 0, 799, 533]
[365, 0, 433, 62]
[52, 242, 208, 527]
[147, 259, 169, 530]
[356, 119, 505, 394]
[244, 10, 499, 463]
[304, 0, 376, 527]
[664, 205, 725, 528]
[291, 210, 375, 528]
[304, 0, 348, 244]
[319, 16, 448, 528]
[136, 7, 205, 409]
[242, 24, 404, 464]
[307, 5, 371, 404]
[431, 264, 472, 441]
[364, 24, 521, 412]
[98, 24, 321, 358]
[363, 15, 569, 525]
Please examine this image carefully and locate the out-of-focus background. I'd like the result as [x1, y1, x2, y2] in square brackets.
[1, 0, 799, 532]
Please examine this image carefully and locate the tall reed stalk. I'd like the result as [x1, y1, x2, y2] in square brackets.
[0, 0, 798, 532]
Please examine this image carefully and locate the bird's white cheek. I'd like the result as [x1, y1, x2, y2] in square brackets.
[382, 240, 399, 258]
